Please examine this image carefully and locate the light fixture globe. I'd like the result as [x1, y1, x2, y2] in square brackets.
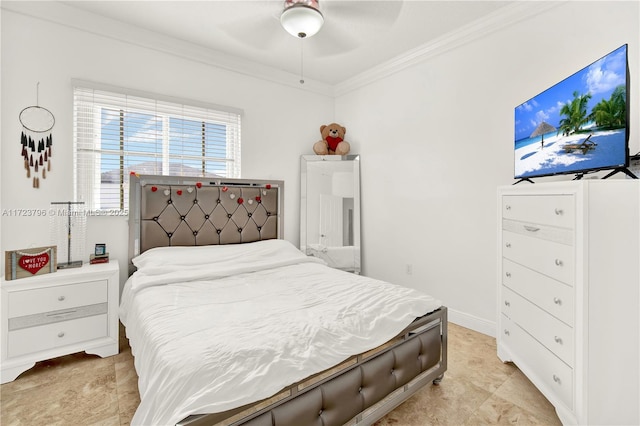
[280, 1, 324, 38]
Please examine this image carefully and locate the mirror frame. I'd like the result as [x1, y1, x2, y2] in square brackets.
[300, 155, 360, 274]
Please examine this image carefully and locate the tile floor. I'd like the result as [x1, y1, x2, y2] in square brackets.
[0, 322, 561, 425]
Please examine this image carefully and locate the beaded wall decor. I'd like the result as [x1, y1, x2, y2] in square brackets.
[19, 83, 55, 188]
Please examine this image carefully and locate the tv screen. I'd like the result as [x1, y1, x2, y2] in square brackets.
[514, 44, 629, 180]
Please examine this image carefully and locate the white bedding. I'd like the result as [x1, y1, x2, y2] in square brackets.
[120, 239, 441, 426]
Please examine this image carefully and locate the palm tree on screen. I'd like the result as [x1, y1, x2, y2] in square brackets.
[592, 85, 626, 129]
[559, 91, 592, 136]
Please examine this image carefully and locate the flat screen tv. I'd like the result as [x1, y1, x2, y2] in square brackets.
[514, 44, 629, 180]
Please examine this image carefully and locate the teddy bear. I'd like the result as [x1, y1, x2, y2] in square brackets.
[313, 123, 351, 155]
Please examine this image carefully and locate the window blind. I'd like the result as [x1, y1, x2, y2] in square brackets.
[73, 82, 242, 213]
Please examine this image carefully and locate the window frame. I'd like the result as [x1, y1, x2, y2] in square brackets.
[72, 80, 242, 214]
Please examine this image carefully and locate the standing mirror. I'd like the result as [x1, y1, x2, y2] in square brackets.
[300, 155, 360, 273]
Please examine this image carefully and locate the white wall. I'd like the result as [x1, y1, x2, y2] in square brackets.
[335, 1, 639, 335]
[0, 6, 333, 287]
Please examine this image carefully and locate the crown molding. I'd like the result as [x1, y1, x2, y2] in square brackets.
[333, 1, 565, 97]
[1, 1, 334, 97]
[3, 1, 565, 99]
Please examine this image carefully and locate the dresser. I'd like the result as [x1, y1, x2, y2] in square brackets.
[1, 261, 119, 383]
[497, 180, 639, 425]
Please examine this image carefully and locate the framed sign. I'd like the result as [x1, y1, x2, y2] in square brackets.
[5, 246, 57, 280]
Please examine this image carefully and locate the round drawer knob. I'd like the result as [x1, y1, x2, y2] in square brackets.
[58, 296, 66, 301]
[505, 205, 511, 211]
[504, 300, 511, 307]
[555, 259, 563, 266]
[553, 374, 562, 384]
[58, 332, 65, 338]
[505, 272, 511, 278]
[555, 208, 564, 215]
[505, 243, 511, 248]
[554, 336, 563, 344]
[504, 329, 510, 336]
[553, 297, 562, 305]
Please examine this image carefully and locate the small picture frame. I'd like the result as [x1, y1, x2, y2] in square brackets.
[5, 246, 57, 280]
[95, 243, 106, 256]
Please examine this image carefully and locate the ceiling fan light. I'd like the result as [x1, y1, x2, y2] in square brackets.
[280, 4, 324, 38]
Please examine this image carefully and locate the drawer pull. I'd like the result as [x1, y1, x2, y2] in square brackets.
[555, 259, 563, 266]
[506, 205, 511, 211]
[524, 225, 540, 232]
[555, 208, 564, 216]
[553, 297, 562, 305]
[505, 272, 511, 278]
[505, 243, 511, 248]
[58, 296, 66, 301]
[504, 300, 511, 307]
[504, 329, 510, 336]
[553, 374, 562, 384]
[554, 336, 563, 344]
[57, 332, 65, 338]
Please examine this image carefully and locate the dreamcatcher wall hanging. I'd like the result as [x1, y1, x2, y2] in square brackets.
[19, 82, 55, 188]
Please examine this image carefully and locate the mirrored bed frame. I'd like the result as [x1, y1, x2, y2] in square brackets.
[127, 174, 447, 426]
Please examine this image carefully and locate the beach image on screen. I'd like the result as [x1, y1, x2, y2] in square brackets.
[514, 44, 628, 179]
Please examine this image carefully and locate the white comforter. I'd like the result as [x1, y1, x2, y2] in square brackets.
[120, 239, 441, 426]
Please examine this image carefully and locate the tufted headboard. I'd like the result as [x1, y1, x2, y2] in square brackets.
[128, 174, 284, 274]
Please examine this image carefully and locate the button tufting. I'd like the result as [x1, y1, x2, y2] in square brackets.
[204, 215, 209, 219]
[153, 217, 158, 221]
[168, 200, 172, 204]
[181, 216, 185, 220]
[217, 230, 222, 234]
[216, 199, 221, 204]
[167, 232, 173, 237]
[247, 213, 252, 217]
[193, 231, 198, 236]
[193, 200, 198, 204]
[227, 214, 232, 218]
[257, 226, 262, 231]
[238, 228, 242, 232]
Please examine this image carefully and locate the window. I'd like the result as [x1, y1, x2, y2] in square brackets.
[73, 81, 242, 213]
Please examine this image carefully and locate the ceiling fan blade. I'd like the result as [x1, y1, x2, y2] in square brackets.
[307, 21, 361, 57]
[322, 0, 403, 27]
[219, 14, 287, 51]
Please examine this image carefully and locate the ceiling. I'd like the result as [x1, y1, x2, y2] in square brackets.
[57, 1, 513, 86]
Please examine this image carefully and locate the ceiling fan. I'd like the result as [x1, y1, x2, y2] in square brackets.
[221, 1, 404, 58]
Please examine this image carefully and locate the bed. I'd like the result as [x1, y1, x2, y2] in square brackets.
[122, 174, 448, 426]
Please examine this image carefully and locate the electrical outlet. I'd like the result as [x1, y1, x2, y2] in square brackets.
[629, 156, 640, 178]
[405, 264, 413, 275]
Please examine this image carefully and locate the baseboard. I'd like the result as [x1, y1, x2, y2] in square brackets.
[447, 308, 496, 338]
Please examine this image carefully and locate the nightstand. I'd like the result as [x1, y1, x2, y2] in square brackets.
[1, 261, 119, 383]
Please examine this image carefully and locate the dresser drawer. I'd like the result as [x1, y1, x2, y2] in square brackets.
[500, 314, 573, 409]
[7, 314, 108, 358]
[502, 231, 574, 286]
[502, 287, 574, 366]
[502, 195, 575, 228]
[8, 280, 108, 318]
[502, 259, 574, 325]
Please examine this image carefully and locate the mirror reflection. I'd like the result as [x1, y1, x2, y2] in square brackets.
[300, 155, 360, 273]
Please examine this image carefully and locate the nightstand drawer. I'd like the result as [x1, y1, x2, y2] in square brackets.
[502, 259, 574, 325]
[502, 231, 574, 286]
[502, 194, 575, 228]
[7, 314, 108, 358]
[8, 280, 108, 318]
[502, 287, 574, 366]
